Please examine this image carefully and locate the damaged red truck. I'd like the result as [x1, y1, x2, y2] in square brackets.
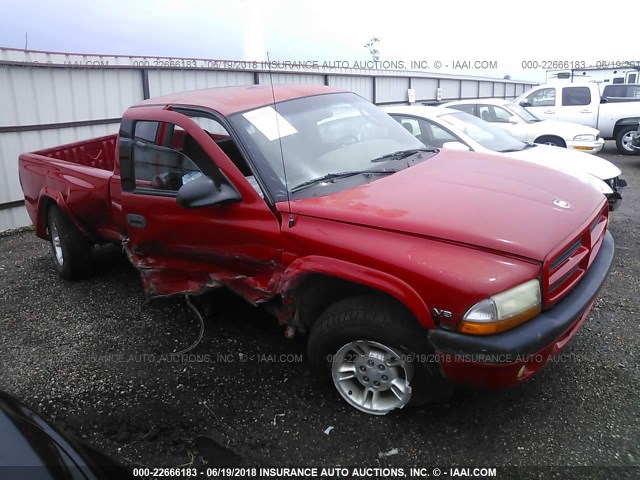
[19, 85, 614, 415]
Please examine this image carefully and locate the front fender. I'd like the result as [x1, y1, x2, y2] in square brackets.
[277, 255, 435, 328]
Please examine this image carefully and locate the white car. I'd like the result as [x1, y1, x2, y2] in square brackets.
[442, 98, 605, 154]
[383, 105, 625, 209]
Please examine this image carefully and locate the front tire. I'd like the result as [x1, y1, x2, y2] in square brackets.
[307, 295, 452, 415]
[615, 125, 638, 155]
[47, 206, 92, 280]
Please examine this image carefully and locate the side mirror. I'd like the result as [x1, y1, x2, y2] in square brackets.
[519, 101, 531, 108]
[176, 175, 241, 209]
[441, 141, 471, 151]
[508, 116, 520, 124]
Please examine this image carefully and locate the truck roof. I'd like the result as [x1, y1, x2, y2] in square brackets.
[135, 84, 344, 116]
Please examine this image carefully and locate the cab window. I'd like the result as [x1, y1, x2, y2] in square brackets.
[132, 121, 204, 193]
[527, 88, 556, 107]
[562, 87, 591, 106]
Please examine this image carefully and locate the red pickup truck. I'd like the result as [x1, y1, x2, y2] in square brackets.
[19, 85, 615, 415]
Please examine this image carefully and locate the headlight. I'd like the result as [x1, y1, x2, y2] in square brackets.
[459, 279, 541, 335]
[573, 134, 596, 142]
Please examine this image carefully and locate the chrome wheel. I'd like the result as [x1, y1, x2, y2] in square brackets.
[50, 221, 64, 266]
[621, 131, 635, 152]
[331, 340, 412, 415]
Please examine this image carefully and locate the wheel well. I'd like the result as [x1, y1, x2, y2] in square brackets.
[613, 121, 639, 137]
[290, 273, 421, 333]
[38, 196, 56, 239]
[534, 135, 565, 146]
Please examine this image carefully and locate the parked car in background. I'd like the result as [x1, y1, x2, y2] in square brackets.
[383, 105, 626, 209]
[514, 83, 640, 154]
[18, 85, 615, 415]
[443, 98, 605, 153]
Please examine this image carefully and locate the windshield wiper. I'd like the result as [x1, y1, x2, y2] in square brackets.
[370, 148, 438, 163]
[291, 170, 396, 193]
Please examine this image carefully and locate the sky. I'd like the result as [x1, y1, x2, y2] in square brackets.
[0, 0, 637, 83]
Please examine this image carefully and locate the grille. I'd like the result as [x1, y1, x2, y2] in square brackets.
[544, 206, 608, 307]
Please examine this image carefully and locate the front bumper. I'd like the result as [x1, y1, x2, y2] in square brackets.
[429, 230, 615, 389]
[566, 137, 605, 154]
[605, 176, 627, 211]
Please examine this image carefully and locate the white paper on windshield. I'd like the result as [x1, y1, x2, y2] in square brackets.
[242, 106, 297, 141]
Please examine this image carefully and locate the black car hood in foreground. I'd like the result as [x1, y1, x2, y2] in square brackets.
[0, 390, 132, 480]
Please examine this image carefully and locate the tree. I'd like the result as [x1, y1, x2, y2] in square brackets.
[364, 37, 380, 61]
[503, 74, 511, 80]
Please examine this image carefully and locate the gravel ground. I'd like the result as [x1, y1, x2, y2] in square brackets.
[1, 142, 638, 477]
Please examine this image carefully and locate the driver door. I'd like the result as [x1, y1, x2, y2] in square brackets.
[118, 108, 283, 297]
[521, 87, 558, 120]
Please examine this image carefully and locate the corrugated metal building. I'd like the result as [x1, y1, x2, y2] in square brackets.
[0, 47, 537, 231]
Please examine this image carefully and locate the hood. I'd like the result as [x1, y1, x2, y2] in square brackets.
[535, 119, 600, 137]
[286, 150, 605, 261]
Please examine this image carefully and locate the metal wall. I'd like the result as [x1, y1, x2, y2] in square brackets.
[0, 48, 537, 231]
[148, 70, 255, 97]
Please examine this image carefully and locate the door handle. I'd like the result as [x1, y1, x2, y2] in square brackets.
[580, 109, 592, 113]
[543, 110, 555, 114]
[126, 214, 146, 228]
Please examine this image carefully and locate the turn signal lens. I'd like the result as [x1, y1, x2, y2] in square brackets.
[459, 280, 541, 335]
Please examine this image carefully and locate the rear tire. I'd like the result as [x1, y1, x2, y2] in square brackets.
[47, 206, 92, 280]
[534, 135, 566, 148]
[307, 295, 452, 415]
[615, 125, 638, 155]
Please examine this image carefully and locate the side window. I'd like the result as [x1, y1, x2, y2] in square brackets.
[478, 105, 496, 122]
[427, 122, 458, 147]
[451, 104, 475, 115]
[612, 77, 624, 84]
[173, 111, 256, 178]
[393, 117, 422, 136]
[132, 122, 203, 193]
[172, 111, 265, 198]
[391, 116, 457, 147]
[627, 73, 637, 83]
[527, 88, 556, 107]
[492, 107, 513, 123]
[562, 87, 591, 106]
[130, 115, 265, 198]
[602, 85, 621, 97]
[134, 121, 159, 142]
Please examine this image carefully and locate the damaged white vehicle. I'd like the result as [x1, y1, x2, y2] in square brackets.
[383, 105, 626, 209]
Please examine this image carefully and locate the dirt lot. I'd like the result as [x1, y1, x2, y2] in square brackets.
[1, 143, 638, 477]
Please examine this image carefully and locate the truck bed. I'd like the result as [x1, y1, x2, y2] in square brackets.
[18, 135, 120, 243]
[35, 134, 117, 171]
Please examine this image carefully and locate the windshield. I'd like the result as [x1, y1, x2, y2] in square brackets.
[505, 102, 541, 122]
[439, 111, 527, 152]
[228, 92, 426, 200]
